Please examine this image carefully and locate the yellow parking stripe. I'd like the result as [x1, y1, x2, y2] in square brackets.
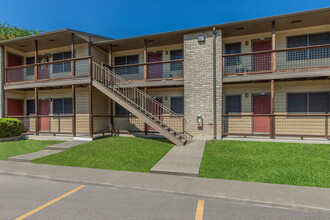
[15, 185, 85, 220]
[195, 200, 204, 220]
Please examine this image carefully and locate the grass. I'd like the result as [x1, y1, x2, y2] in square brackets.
[199, 141, 330, 188]
[0, 140, 62, 160]
[33, 137, 173, 172]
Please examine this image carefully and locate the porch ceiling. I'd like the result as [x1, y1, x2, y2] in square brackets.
[221, 9, 330, 37]
[94, 32, 183, 52]
[2, 32, 85, 52]
[0, 29, 111, 52]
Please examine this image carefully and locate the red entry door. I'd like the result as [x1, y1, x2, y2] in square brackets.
[253, 95, 270, 133]
[253, 40, 271, 72]
[148, 98, 162, 131]
[7, 53, 23, 83]
[39, 100, 50, 131]
[7, 99, 23, 116]
[147, 53, 162, 79]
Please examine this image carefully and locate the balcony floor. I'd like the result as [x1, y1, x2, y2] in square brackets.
[4, 77, 91, 90]
[223, 68, 330, 83]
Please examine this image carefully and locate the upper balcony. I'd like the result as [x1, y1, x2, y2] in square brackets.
[221, 9, 330, 83]
[1, 29, 111, 90]
[5, 56, 91, 89]
[223, 44, 330, 82]
[93, 32, 184, 88]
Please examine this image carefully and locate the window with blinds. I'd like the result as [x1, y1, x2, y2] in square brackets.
[114, 55, 139, 75]
[287, 33, 330, 61]
[26, 100, 35, 115]
[53, 98, 72, 115]
[171, 97, 184, 114]
[226, 95, 241, 113]
[170, 50, 183, 71]
[26, 57, 35, 76]
[53, 52, 71, 73]
[287, 92, 329, 113]
[225, 43, 241, 66]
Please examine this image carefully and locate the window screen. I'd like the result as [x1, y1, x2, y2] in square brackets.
[226, 95, 241, 113]
[114, 55, 139, 75]
[26, 100, 35, 115]
[287, 35, 308, 61]
[287, 93, 307, 113]
[171, 97, 184, 114]
[26, 57, 35, 76]
[115, 103, 130, 115]
[53, 99, 64, 114]
[309, 92, 329, 113]
[170, 50, 183, 71]
[309, 33, 330, 59]
[225, 43, 241, 66]
[53, 52, 71, 73]
[53, 98, 72, 115]
[63, 98, 73, 114]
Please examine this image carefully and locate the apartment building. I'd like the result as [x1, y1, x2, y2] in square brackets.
[0, 8, 329, 145]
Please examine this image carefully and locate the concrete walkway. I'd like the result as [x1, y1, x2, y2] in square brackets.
[0, 161, 329, 212]
[8, 141, 88, 163]
[150, 140, 206, 176]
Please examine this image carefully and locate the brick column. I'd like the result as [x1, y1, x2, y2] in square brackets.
[183, 28, 222, 139]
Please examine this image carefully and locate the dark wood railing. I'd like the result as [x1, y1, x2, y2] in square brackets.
[104, 59, 184, 82]
[223, 44, 330, 76]
[4, 56, 91, 84]
[222, 113, 330, 139]
[8, 115, 75, 135]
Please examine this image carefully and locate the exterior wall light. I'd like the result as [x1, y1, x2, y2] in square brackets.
[197, 35, 205, 43]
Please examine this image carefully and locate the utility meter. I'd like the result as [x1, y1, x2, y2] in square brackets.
[197, 115, 203, 128]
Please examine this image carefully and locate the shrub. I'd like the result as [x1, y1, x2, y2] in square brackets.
[0, 118, 22, 138]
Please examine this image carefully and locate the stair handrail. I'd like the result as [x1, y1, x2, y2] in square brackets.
[92, 62, 193, 140]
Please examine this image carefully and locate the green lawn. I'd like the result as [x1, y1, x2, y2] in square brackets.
[0, 140, 62, 160]
[199, 141, 330, 188]
[33, 137, 173, 172]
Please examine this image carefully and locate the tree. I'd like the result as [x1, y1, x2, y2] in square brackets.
[0, 22, 41, 41]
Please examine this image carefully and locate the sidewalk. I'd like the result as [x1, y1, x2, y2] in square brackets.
[150, 140, 206, 176]
[0, 161, 329, 211]
[8, 141, 88, 163]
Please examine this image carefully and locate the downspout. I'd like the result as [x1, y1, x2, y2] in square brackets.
[212, 27, 217, 140]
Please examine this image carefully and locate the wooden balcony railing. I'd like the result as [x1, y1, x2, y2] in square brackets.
[4, 56, 91, 84]
[223, 44, 330, 76]
[105, 59, 184, 82]
[223, 114, 330, 139]
[8, 115, 75, 135]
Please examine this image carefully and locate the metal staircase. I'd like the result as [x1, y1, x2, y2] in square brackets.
[92, 62, 192, 146]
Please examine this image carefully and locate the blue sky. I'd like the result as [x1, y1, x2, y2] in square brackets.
[0, 0, 328, 39]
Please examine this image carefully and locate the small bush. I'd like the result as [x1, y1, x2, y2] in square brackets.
[0, 118, 22, 138]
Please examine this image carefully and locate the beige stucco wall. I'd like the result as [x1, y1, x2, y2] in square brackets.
[92, 87, 110, 133]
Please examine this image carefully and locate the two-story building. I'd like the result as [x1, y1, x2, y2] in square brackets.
[0, 8, 329, 145]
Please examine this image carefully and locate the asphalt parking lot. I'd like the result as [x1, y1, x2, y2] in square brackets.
[0, 174, 328, 220]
